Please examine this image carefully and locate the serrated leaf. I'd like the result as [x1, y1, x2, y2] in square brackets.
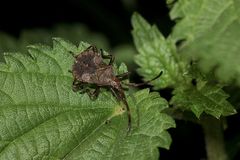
[67, 89, 175, 160]
[170, 81, 236, 118]
[170, 0, 240, 85]
[131, 13, 182, 89]
[0, 38, 175, 159]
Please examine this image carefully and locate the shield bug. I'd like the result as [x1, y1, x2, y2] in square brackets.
[71, 46, 162, 133]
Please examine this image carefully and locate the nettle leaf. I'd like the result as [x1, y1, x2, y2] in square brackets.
[0, 38, 175, 159]
[170, 81, 236, 118]
[170, 0, 240, 85]
[131, 13, 183, 89]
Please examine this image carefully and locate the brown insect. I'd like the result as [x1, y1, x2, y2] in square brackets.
[71, 46, 162, 133]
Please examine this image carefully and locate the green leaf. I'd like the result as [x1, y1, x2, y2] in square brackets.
[131, 13, 183, 89]
[131, 12, 236, 119]
[0, 38, 175, 159]
[170, 0, 240, 85]
[170, 81, 236, 118]
[66, 89, 175, 160]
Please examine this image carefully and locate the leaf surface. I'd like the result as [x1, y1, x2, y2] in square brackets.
[131, 13, 183, 89]
[0, 38, 175, 160]
[170, 0, 240, 84]
[171, 81, 236, 118]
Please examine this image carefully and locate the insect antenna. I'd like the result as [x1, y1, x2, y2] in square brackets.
[123, 71, 163, 87]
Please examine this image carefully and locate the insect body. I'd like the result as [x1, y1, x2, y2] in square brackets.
[72, 46, 162, 133]
[72, 46, 132, 132]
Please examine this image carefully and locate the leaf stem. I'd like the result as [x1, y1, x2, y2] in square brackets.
[201, 117, 228, 160]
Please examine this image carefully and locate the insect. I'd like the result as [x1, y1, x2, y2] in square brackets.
[71, 46, 162, 133]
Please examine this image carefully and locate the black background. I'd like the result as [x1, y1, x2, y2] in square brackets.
[0, 0, 173, 46]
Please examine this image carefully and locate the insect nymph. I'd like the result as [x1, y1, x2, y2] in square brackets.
[71, 46, 162, 132]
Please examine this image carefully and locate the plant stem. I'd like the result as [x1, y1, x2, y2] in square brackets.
[201, 117, 228, 160]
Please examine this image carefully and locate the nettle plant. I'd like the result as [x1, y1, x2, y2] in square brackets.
[0, 1, 239, 160]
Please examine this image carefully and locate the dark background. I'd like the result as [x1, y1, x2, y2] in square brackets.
[0, 0, 173, 46]
[1, 0, 239, 159]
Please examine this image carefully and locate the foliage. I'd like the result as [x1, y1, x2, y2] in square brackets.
[132, 13, 181, 89]
[0, 38, 175, 160]
[169, 0, 240, 85]
[0, 1, 240, 159]
[131, 13, 236, 119]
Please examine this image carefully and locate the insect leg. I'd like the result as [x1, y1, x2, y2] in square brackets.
[70, 46, 98, 58]
[123, 71, 163, 87]
[72, 79, 85, 92]
[116, 72, 131, 80]
[87, 45, 98, 52]
[100, 49, 115, 65]
[72, 79, 80, 92]
[110, 87, 132, 134]
[86, 86, 100, 100]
